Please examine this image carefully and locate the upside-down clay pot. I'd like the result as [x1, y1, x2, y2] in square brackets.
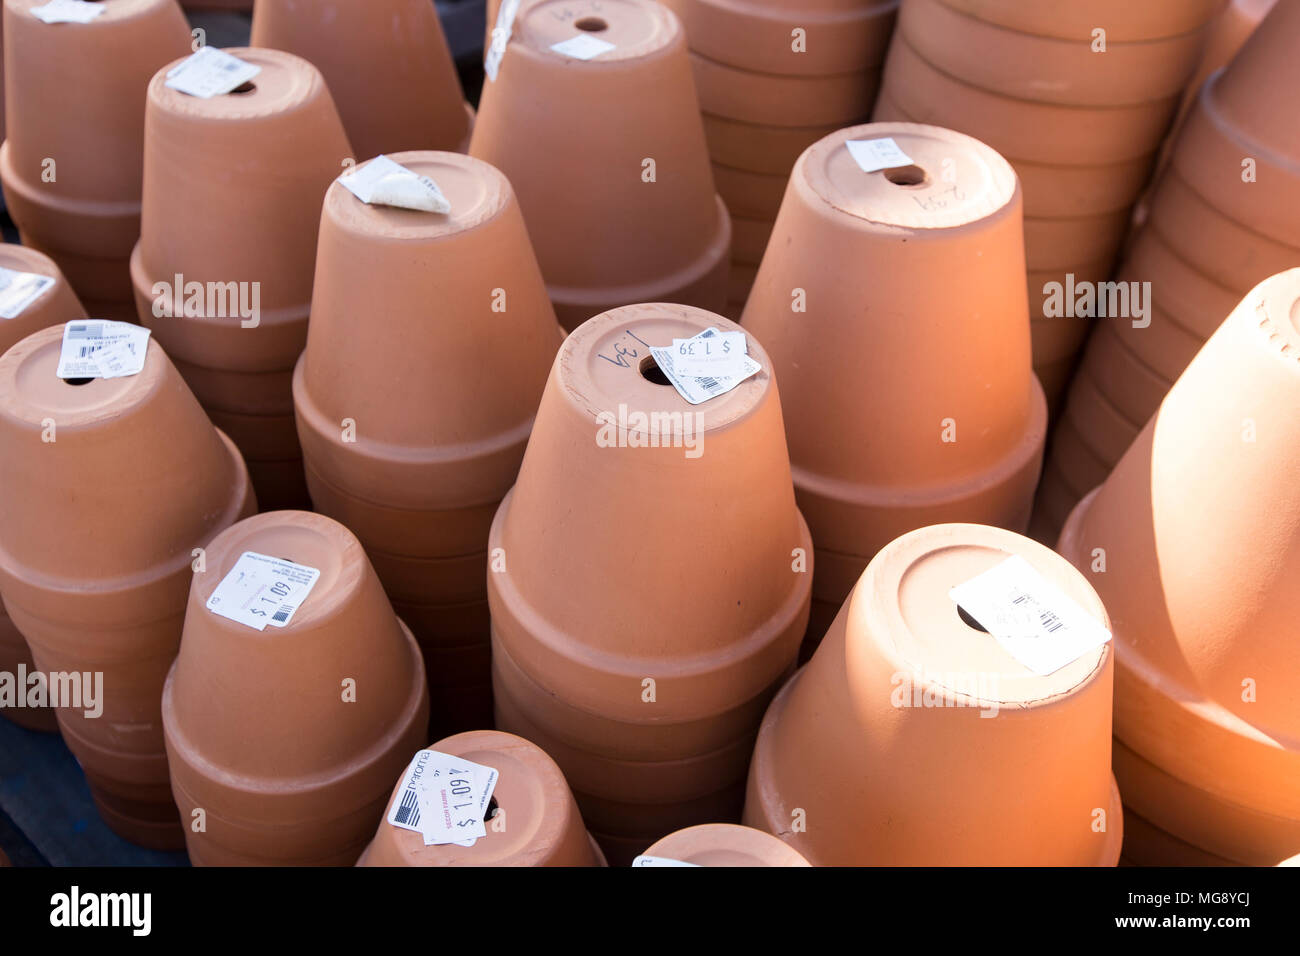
[0, 0, 191, 321]
[358, 730, 606, 867]
[1033, 0, 1300, 541]
[250, 0, 472, 159]
[641, 824, 811, 867]
[294, 151, 562, 738]
[740, 123, 1045, 654]
[0, 328, 255, 847]
[488, 303, 811, 864]
[130, 48, 353, 511]
[162, 511, 429, 866]
[1057, 270, 1300, 866]
[745, 523, 1122, 865]
[470, 0, 730, 331]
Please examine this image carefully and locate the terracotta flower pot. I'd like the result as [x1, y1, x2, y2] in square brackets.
[1056, 269, 1300, 866]
[937, 0, 1224, 41]
[470, 0, 730, 331]
[0, 327, 255, 847]
[358, 730, 606, 867]
[689, 52, 877, 129]
[162, 510, 429, 866]
[250, 0, 472, 160]
[740, 123, 1046, 642]
[294, 150, 562, 738]
[745, 523, 1122, 865]
[130, 47, 353, 511]
[0, 0, 191, 321]
[640, 823, 810, 867]
[488, 302, 812, 863]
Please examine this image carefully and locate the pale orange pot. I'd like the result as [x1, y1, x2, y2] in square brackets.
[641, 824, 810, 867]
[936, 0, 1225, 41]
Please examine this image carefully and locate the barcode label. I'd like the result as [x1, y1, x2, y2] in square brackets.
[164, 47, 261, 99]
[337, 155, 451, 213]
[386, 750, 499, 847]
[56, 320, 150, 380]
[649, 327, 761, 405]
[205, 551, 321, 632]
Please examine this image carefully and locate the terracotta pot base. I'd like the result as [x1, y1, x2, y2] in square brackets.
[642, 823, 811, 866]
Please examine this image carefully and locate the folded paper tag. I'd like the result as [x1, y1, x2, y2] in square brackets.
[338, 155, 451, 213]
[387, 750, 499, 847]
[206, 551, 321, 632]
[165, 47, 261, 99]
[484, 0, 522, 82]
[846, 137, 915, 174]
[651, 327, 761, 405]
[550, 33, 616, 60]
[0, 267, 55, 319]
[670, 329, 748, 378]
[948, 555, 1112, 676]
[31, 0, 105, 24]
[632, 856, 701, 867]
[56, 321, 151, 380]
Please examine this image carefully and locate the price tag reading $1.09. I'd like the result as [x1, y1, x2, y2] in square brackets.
[386, 750, 499, 846]
[205, 552, 321, 632]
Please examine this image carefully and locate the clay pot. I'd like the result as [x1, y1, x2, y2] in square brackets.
[488, 303, 812, 863]
[0, 327, 255, 847]
[162, 510, 429, 866]
[470, 0, 730, 331]
[358, 730, 606, 866]
[640, 824, 810, 867]
[937, 0, 1225, 41]
[745, 523, 1122, 865]
[0, 0, 191, 321]
[250, 0, 472, 160]
[294, 150, 562, 738]
[131, 47, 353, 512]
[1056, 269, 1300, 866]
[741, 123, 1046, 638]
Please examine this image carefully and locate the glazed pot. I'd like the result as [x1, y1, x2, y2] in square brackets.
[488, 303, 812, 863]
[1056, 269, 1300, 866]
[745, 523, 1122, 866]
[0, 0, 192, 321]
[358, 730, 606, 867]
[131, 47, 353, 511]
[470, 0, 730, 331]
[162, 511, 429, 866]
[741, 122, 1045, 632]
[640, 824, 810, 867]
[0, 327, 255, 847]
[294, 150, 562, 737]
[250, 0, 472, 159]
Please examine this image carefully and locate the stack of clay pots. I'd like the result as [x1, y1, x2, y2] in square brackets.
[746, 523, 1122, 865]
[0, 246, 84, 733]
[162, 511, 429, 866]
[1058, 270, 1300, 867]
[488, 303, 811, 864]
[661, 0, 899, 317]
[131, 48, 353, 511]
[251, 0, 473, 159]
[359, 730, 607, 866]
[872, 0, 1225, 410]
[640, 824, 810, 867]
[0, 0, 192, 322]
[743, 122, 1045, 653]
[472, 0, 730, 331]
[1034, 0, 1300, 540]
[294, 151, 562, 737]
[0, 328, 255, 847]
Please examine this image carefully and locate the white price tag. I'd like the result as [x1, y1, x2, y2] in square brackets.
[670, 329, 748, 378]
[386, 750, 499, 847]
[550, 34, 616, 60]
[31, 0, 105, 24]
[164, 47, 261, 99]
[948, 555, 1112, 676]
[632, 856, 700, 867]
[846, 137, 915, 174]
[205, 551, 321, 632]
[56, 321, 151, 380]
[338, 155, 451, 213]
[650, 327, 761, 405]
[484, 0, 522, 82]
[0, 267, 55, 319]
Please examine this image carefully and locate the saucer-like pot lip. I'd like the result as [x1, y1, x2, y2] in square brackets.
[642, 822, 812, 866]
[147, 47, 331, 124]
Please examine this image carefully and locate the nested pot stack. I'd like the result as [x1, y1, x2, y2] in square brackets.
[745, 523, 1123, 865]
[250, 0, 473, 160]
[641, 824, 810, 867]
[0, 0, 192, 321]
[1033, 0, 1300, 541]
[294, 151, 563, 738]
[661, 0, 899, 317]
[487, 303, 812, 864]
[358, 730, 607, 867]
[131, 48, 354, 512]
[162, 511, 430, 866]
[872, 0, 1225, 410]
[471, 0, 730, 332]
[0, 328, 255, 847]
[1057, 270, 1300, 866]
[741, 122, 1045, 655]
